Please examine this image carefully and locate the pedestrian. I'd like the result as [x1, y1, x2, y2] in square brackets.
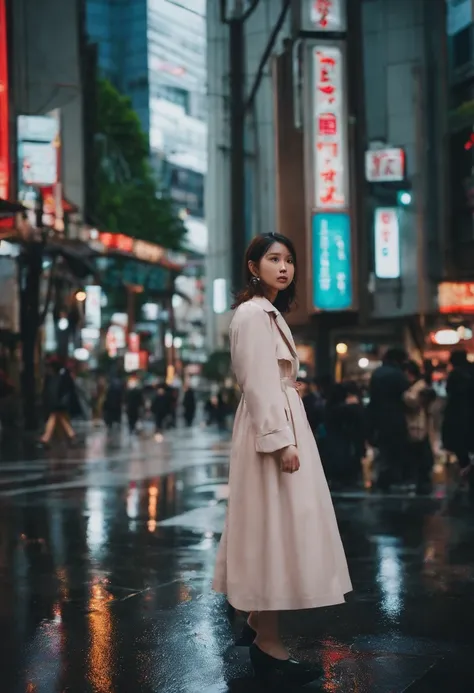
[302, 376, 325, 440]
[323, 381, 366, 488]
[39, 360, 77, 446]
[152, 383, 170, 438]
[125, 374, 143, 434]
[367, 347, 410, 491]
[92, 374, 107, 426]
[103, 373, 124, 430]
[403, 360, 436, 494]
[213, 233, 351, 686]
[182, 385, 196, 427]
[442, 350, 474, 498]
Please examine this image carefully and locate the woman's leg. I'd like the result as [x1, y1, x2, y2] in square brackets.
[253, 611, 288, 660]
[57, 413, 75, 439]
[40, 414, 57, 443]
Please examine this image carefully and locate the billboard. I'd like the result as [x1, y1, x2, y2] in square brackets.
[374, 208, 400, 279]
[299, 0, 347, 32]
[365, 148, 405, 183]
[438, 282, 474, 314]
[312, 212, 352, 310]
[311, 44, 349, 211]
[17, 114, 60, 188]
[0, 0, 9, 201]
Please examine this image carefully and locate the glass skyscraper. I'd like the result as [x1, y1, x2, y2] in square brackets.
[86, 0, 206, 175]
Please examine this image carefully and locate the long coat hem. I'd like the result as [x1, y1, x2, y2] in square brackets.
[213, 581, 349, 612]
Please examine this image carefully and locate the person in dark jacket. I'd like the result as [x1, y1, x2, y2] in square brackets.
[323, 382, 366, 487]
[152, 383, 170, 435]
[125, 374, 143, 434]
[302, 377, 325, 438]
[39, 361, 77, 445]
[367, 347, 409, 490]
[183, 386, 196, 427]
[103, 375, 124, 430]
[442, 350, 474, 497]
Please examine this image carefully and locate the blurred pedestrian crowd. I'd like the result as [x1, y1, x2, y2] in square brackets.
[35, 358, 238, 447]
[299, 347, 474, 498]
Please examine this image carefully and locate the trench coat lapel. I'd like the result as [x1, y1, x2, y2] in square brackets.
[250, 297, 298, 361]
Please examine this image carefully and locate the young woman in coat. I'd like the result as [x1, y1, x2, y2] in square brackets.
[213, 233, 352, 685]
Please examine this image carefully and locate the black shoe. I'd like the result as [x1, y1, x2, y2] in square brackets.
[249, 643, 322, 687]
[235, 621, 256, 646]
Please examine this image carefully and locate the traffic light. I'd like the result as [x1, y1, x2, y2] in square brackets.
[397, 191, 412, 206]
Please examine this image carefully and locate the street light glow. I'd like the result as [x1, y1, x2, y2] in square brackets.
[336, 342, 348, 355]
[58, 318, 69, 331]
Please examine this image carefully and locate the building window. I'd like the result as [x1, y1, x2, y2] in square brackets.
[453, 26, 472, 69]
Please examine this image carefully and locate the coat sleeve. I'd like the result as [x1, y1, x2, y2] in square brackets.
[231, 306, 296, 453]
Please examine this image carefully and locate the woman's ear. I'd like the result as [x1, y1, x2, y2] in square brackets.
[248, 261, 258, 278]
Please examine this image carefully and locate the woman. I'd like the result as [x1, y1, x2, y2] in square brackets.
[213, 233, 352, 685]
[39, 361, 77, 445]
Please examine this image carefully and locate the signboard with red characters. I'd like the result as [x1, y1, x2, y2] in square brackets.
[300, 0, 346, 32]
[312, 44, 349, 211]
[374, 208, 400, 279]
[438, 282, 474, 314]
[365, 148, 405, 183]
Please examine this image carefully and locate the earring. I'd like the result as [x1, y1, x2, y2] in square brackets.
[250, 276, 260, 286]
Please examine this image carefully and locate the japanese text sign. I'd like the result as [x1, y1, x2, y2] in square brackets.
[438, 282, 474, 314]
[312, 45, 349, 211]
[366, 148, 405, 183]
[374, 208, 400, 279]
[312, 213, 352, 310]
[301, 0, 346, 32]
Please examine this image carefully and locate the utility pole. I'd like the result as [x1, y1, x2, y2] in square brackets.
[229, 14, 246, 290]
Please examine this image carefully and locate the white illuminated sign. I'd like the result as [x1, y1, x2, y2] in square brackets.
[85, 286, 102, 330]
[365, 148, 405, 183]
[374, 208, 400, 279]
[213, 278, 227, 314]
[312, 44, 349, 210]
[302, 0, 346, 32]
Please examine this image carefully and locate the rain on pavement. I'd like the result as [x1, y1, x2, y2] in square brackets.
[0, 425, 473, 693]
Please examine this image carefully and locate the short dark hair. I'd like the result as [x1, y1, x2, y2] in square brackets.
[404, 359, 421, 380]
[383, 347, 407, 366]
[450, 349, 468, 368]
[232, 233, 297, 313]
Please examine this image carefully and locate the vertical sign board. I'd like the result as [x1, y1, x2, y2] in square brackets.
[312, 44, 349, 211]
[0, 0, 10, 201]
[374, 208, 400, 279]
[312, 213, 352, 310]
[310, 40, 352, 310]
[299, 0, 347, 32]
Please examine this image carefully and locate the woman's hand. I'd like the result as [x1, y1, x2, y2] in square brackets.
[279, 445, 300, 474]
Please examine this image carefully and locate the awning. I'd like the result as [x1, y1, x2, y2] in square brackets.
[39, 186, 79, 213]
[0, 198, 26, 215]
[45, 237, 100, 281]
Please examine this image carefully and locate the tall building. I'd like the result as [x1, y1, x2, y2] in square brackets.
[206, 0, 450, 373]
[86, 0, 208, 366]
[86, 0, 207, 239]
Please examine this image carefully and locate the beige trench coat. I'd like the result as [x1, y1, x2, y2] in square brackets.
[213, 297, 352, 612]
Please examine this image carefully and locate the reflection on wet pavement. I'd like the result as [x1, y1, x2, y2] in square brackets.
[0, 426, 473, 692]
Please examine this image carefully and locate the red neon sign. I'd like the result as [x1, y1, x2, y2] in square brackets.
[0, 0, 10, 201]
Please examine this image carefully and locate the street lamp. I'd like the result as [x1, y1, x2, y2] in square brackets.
[75, 289, 87, 302]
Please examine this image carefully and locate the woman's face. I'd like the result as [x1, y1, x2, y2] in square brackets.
[251, 242, 295, 293]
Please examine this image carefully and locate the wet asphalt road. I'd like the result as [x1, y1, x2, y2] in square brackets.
[0, 424, 473, 693]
